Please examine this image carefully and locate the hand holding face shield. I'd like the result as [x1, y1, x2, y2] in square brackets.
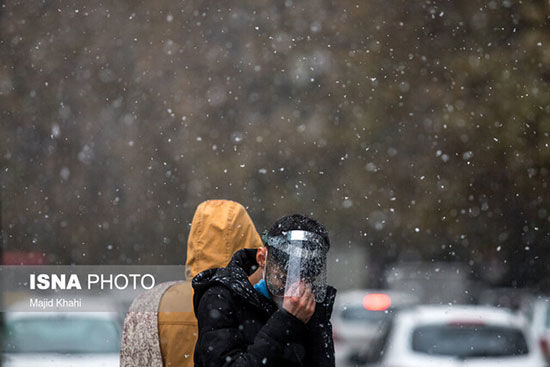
[262, 230, 329, 304]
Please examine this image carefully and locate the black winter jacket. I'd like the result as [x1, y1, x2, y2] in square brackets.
[192, 248, 336, 367]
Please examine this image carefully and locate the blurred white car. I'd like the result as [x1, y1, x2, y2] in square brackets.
[332, 289, 419, 366]
[521, 296, 550, 362]
[363, 305, 547, 367]
[2, 311, 121, 367]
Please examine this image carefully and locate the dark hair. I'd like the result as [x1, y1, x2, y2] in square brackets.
[267, 214, 330, 250]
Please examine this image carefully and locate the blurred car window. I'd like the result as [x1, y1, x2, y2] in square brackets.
[4, 315, 120, 354]
[371, 305, 547, 367]
[412, 324, 529, 358]
[341, 305, 393, 323]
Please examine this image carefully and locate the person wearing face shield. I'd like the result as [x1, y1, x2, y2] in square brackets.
[192, 214, 336, 367]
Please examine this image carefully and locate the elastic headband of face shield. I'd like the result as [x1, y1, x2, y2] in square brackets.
[262, 230, 329, 302]
[263, 230, 328, 257]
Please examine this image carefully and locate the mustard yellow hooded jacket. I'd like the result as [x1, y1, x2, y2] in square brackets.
[158, 200, 262, 366]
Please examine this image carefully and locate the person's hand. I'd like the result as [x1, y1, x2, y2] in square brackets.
[282, 282, 316, 323]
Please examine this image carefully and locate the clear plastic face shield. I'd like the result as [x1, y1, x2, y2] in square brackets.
[263, 230, 328, 303]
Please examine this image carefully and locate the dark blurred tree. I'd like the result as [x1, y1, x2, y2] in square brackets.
[0, 0, 549, 291]
[339, 0, 550, 288]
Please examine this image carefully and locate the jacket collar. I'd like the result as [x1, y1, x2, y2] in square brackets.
[193, 248, 278, 314]
[193, 248, 337, 315]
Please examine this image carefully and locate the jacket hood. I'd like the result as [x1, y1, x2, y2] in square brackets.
[185, 200, 262, 279]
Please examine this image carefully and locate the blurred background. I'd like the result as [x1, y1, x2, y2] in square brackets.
[1, 0, 550, 365]
[2, 0, 549, 289]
